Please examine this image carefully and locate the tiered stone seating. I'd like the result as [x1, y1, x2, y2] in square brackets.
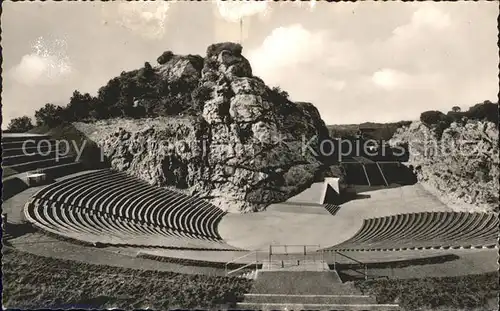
[24, 169, 234, 250]
[325, 212, 498, 251]
[2, 134, 82, 179]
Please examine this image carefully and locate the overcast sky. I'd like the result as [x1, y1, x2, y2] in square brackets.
[2, 1, 498, 127]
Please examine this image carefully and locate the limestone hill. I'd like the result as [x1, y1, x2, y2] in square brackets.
[390, 120, 499, 212]
[74, 43, 333, 213]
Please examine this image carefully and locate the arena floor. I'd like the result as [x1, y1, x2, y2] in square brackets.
[218, 183, 451, 251]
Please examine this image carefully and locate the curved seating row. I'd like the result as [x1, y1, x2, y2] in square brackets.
[2, 134, 78, 179]
[25, 198, 233, 250]
[25, 169, 230, 248]
[325, 212, 498, 251]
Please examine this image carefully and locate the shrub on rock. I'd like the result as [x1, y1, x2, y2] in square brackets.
[420, 110, 448, 126]
[206, 42, 243, 59]
[157, 51, 174, 65]
[466, 101, 498, 124]
[420, 110, 452, 139]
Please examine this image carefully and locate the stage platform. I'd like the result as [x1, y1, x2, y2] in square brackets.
[218, 183, 450, 251]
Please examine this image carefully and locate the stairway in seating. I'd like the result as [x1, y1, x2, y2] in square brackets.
[324, 204, 341, 216]
[364, 163, 387, 186]
[342, 163, 370, 185]
[237, 270, 400, 310]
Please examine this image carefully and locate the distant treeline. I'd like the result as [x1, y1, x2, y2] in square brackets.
[327, 101, 498, 141]
[327, 121, 412, 141]
[420, 101, 498, 138]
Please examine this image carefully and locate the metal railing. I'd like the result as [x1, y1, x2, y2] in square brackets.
[332, 251, 369, 280]
[360, 164, 371, 186]
[225, 246, 372, 277]
[269, 244, 322, 255]
[375, 162, 389, 186]
[266, 244, 327, 271]
[224, 251, 259, 277]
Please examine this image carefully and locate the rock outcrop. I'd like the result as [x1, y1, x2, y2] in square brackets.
[82, 43, 330, 213]
[390, 121, 499, 212]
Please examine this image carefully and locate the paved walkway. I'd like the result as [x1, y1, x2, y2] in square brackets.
[6, 233, 225, 276]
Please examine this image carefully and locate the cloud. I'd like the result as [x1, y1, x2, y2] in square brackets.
[215, 0, 270, 23]
[372, 68, 409, 90]
[372, 68, 443, 90]
[411, 5, 452, 29]
[101, 1, 170, 39]
[9, 36, 72, 86]
[324, 41, 361, 70]
[288, 0, 318, 12]
[2, 2, 496, 128]
[327, 80, 347, 91]
[247, 24, 326, 82]
[247, 24, 354, 120]
[393, 5, 452, 38]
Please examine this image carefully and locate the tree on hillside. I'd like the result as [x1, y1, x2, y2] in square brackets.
[117, 80, 135, 117]
[66, 90, 94, 121]
[420, 110, 451, 139]
[446, 110, 466, 124]
[35, 103, 65, 127]
[136, 62, 158, 110]
[97, 78, 122, 118]
[451, 106, 461, 112]
[7, 116, 34, 132]
[420, 110, 448, 126]
[271, 86, 289, 100]
[466, 100, 498, 124]
[138, 62, 156, 83]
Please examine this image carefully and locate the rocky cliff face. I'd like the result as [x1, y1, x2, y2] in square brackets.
[390, 121, 499, 212]
[80, 43, 331, 213]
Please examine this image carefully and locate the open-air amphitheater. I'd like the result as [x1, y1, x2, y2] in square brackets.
[2, 132, 499, 310]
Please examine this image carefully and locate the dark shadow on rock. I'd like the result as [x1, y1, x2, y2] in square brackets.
[77, 139, 111, 170]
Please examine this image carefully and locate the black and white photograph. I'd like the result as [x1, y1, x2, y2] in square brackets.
[1, 1, 499, 310]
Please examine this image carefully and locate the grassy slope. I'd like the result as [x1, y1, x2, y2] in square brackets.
[354, 272, 498, 311]
[2, 247, 252, 309]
